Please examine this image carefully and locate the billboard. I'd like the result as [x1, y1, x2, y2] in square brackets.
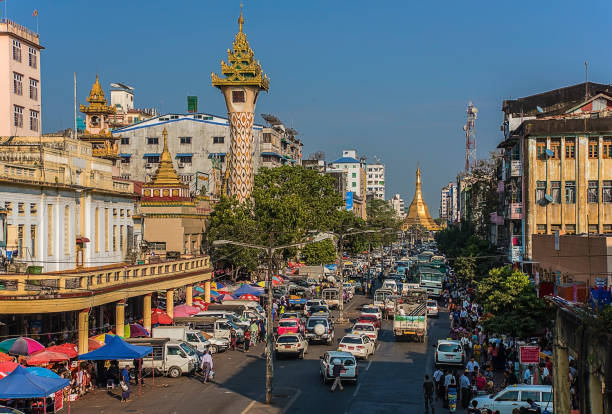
[346, 191, 354, 211]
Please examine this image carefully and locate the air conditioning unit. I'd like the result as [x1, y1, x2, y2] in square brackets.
[145, 163, 152, 169]
[178, 162, 185, 169]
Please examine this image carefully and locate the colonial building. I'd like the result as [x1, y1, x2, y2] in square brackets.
[497, 82, 612, 261]
[260, 114, 303, 168]
[0, 19, 43, 136]
[402, 167, 441, 231]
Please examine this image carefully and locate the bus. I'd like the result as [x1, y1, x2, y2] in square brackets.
[417, 251, 435, 263]
[419, 271, 443, 298]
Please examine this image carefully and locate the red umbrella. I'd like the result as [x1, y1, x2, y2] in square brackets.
[173, 304, 200, 317]
[88, 337, 104, 351]
[151, 311, 173, 325]
[26, 350, 70, 366]
[0, 353, 13, 362]
[0, 361, 18, 374]
[46, 344, 77, 359]
[239, 294, 259, 301]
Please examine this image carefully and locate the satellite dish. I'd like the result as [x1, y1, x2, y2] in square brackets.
[536, 106, 544, 113]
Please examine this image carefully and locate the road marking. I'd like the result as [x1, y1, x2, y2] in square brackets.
[281, 388, 302, 414]
[240, 400, 256, 414]
[352, 383, 361, 397]
[365, 360, 372, 371]
[376, 343, 381, 351]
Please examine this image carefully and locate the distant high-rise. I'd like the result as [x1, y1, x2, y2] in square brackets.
[366, 162, 386, 200]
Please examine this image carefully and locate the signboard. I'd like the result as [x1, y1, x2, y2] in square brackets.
[345, 191, 354, 211]
[519, 345, 540, 364]
[54, 390, 64, 411]
[187, 96, 198, 113]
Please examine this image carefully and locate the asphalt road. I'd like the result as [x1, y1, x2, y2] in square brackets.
[72, 291, 452, 414]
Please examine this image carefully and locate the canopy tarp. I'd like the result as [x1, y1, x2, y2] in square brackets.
[0, 365, 69, 398]
[233, 284, 264, 297]
[78, 334, 152, 361]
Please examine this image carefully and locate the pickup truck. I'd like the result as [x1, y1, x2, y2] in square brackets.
[321, 288, 340, 309]
[393, 301, 427, 342]
[174, 316, 245, 343]
[122, 338, 198, 378]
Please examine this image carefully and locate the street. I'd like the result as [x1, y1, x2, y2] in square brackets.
[72, 292, 451, 414]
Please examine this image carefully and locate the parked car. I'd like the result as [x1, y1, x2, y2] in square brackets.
[471, 384, 553, 414]
[275, 333, 308, 359]
[305, 317, 334, 345]
[338, 334, 375, 359]
[426, 299, 439, 317]
[277, 318, 303, 336]
[319, 351, 358, 384]
[305, 299, 327, 315]
[434, 339, 466, 367]
[360, 304, 382, 321]
[308, 305, 330, 319]
[351, 322, 378, 342]
[357, 314, 381, 330]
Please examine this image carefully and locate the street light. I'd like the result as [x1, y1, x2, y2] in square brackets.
[212, 233, 332, 404]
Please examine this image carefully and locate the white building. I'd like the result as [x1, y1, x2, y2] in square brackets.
[440, 182, 458, 224]
[366, 163, 385, 200]
[330, 150, 364, 195]
[389, 194, 405, 218]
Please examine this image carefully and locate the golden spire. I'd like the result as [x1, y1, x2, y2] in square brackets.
[80, 74, 115, 115]
[149, 127, 181, 186]
[401, 166, 440, 231]
[238, 2, 244, 33]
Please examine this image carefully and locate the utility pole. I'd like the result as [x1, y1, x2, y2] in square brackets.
[337, 233, 345, 322]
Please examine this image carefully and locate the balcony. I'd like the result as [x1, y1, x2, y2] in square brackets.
[509, 203, 523, 220]
[0, 256, 212, 313]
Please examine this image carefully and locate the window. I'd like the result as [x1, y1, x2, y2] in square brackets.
[113, 225, 117, 251]
[47, 204, 53, 256]
[536, 181, 546, 202]
[589, 138, 599, 158]
[588, 181, 599, 203]
[120, 225, 124, 251]
[104, 208, 109, 251]
[29, 79, 38, 101]
[565, 138, 575, 158]
[550, 139, 561, 159]
[17, 225, 23, 258]
[536, 139, 547, 159]
[179, 137, 191, 144]
[145, 155, 159, 164]
[352, 173, 357, 178]
[120, 209, 124, 217]
[536, 224, 546, 234]
[147, 137, 159, 145]
[29, 110, 39, 132]
[496, 391, 519, 402]
[604, 225, 612, 234]
[18, 203, 24, 216]
[29, 203, 37, 215]
[64, 206, 70, 256]
[551, 223, 561, 231]
[120, 137, 130, 145]
[565, 181, 576, 204]
[603, 181, 612, 203]
[520, 391, 540, 402]
[604, 137, 612, 158]
[121, 156, 130, 164]
[12, 40, 21, 62]
[352, 182, 356, 187]
[14, 106, 23, 128]
[566, 224, 576, 234]
[4, 202, 11, 214]
[94, 208, 99, 253]
[262, 133, 272, 143]
[551, 181, 560, 203]
[232, 90, 245, 103]
[589, 224, 598, 234]
[30, 225, 37, 258]
[178, 156, 192, 164]
[113, 209, 117, 217]
[13, 73, 22, 95]
[213, 136, 224, 144]
[28, 47, 37, 68]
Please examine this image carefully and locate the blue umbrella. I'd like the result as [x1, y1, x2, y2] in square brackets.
[26, 366, 61, 379]
[0, 365, 69, 398]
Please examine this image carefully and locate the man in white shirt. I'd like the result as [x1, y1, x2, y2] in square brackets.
[200, 350, 214, 383]
[433, 368, 444, 400]
[459, 371, 471, 409]
[523, 366, 531, 384]
[466, 357, 479, 374]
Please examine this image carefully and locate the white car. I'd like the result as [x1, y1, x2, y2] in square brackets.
[360, 304, 382, 321]
[305, 299, 327, 315]
[471, 384, 553, 414]
[426, 299, 439, 317]
[434, 340, 465, 367]
[338, 334, 375, 359]
[275, 333, 308, 359]
[351, 322, 378, 342]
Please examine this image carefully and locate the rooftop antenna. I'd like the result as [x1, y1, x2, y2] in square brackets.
[585, 61, 589, 100]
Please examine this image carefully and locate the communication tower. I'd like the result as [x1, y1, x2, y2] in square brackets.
[462, 102, 478, 172]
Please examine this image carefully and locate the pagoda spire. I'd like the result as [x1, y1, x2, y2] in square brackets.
[401, 166, 440, 231]
[150, 127, 181, 186]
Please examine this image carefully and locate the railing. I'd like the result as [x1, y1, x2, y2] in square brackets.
[0, 256, 210, 297]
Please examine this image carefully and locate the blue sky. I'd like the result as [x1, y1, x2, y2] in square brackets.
[8, 0, 612, 215]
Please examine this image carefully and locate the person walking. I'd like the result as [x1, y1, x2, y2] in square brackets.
[330, 359, 345, 392]
[200, 350, 213, 383]
[230, 328, 237, 351]
[459, 370, 471, 410]
[120, 378, 131, 402]
[423, 374, 435, 413]
[244, 329, 251, 353]
[433, 367, 444, 401]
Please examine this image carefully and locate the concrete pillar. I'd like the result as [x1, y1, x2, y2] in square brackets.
[166, 290, 174, 319]
[78, 309, 89, 355]
[204, 280, 211, 303]
[116, 300, 125, 337]
[143, 294, 152, 333]
[186, 285, 193, 306]
[589, 372, 604, 414]
[553, 308, 571, 414]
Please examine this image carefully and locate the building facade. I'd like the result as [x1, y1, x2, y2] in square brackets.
[440, 182, 458, 224]
[329, 150, 367, 220]
[260, 117, 302, 168]
[366, 163, 385, 200]
[108, 85, 158, 129]
[389, 194, 406, 219]
[0, 19, 42, 136]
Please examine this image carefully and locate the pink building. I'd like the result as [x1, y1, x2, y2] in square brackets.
[0, 19, 43, 136]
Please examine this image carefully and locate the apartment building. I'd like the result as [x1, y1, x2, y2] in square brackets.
[440, 182, 458, 224]
[389, 194, 406, 218]
[366, 163, 385, 200]
[0, 20, 43, 136]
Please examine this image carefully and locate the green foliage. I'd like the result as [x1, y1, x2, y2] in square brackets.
[366, 198, 401, 247]
[476, 266, 548, 337]
[300, 239, 337, 265]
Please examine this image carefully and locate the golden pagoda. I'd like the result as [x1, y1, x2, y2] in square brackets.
[401, 166, 441, 231]
[142, 128, 189, 200]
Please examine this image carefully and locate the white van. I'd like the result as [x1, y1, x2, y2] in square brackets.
[221, 300, 266, 318]
[122, 338, 198, 378]
[471, 384, 552, 414]
[382, 279, 398, 293]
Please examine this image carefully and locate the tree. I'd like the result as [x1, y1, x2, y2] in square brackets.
[366, 198, 401, 247]
[476, 266, 548, 337]
[300, 239, 337, 265]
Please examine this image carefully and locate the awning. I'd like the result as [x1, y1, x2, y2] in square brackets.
[143, 153, 160, 157]
[119, 153, 131, 158]
[208, 152, 226, 158]
[175, 153, 193, 158]
[76, 237, 90, 243]
[261, 152, 282, 157]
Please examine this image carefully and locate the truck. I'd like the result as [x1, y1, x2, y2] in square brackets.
[297, 265, 326, 281]
[373, 288, 394, 309]
[321, 288, 340, 309]
[392, 294, 427, 342]
[173, 316, 245, 343]
[205, 304, 264, 321]
[122, 338, 198, 378]
[152, 326, 211, 353]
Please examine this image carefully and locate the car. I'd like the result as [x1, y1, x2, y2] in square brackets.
[305, 299, 327, 315]
[320, 351, 358, 384]
[360, 304, 382, 321]
[351, 322, 378, 342]
[434, 340, 466, 367]
[338, 334, 375, 359]
[471, 384, 553, 414]
[277, 318, 302, 336]
[305, 317, 334, 344]
[308, 305, 330, 318]
[275, 333, 308, 359]
[281, 311, 303, 322]
[426, 299, 439, 317]
[357, 314, 381, 330]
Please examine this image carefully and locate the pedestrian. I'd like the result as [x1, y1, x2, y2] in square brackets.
[120, 378, 131, 402]
[200, 350, 213, 383]
[466, 357, 479, 375]
[330, 359, 344, 392]
[230, 328, 237, 351]
[244, 329, 251, 352]
[459, 370, 471, 409]
[423, 374, 434, 413]
[249, 321, 258, 346]
[121, 365, 130, 386]
[523, 365, 532, 384]
[433, 367, 444, 400]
